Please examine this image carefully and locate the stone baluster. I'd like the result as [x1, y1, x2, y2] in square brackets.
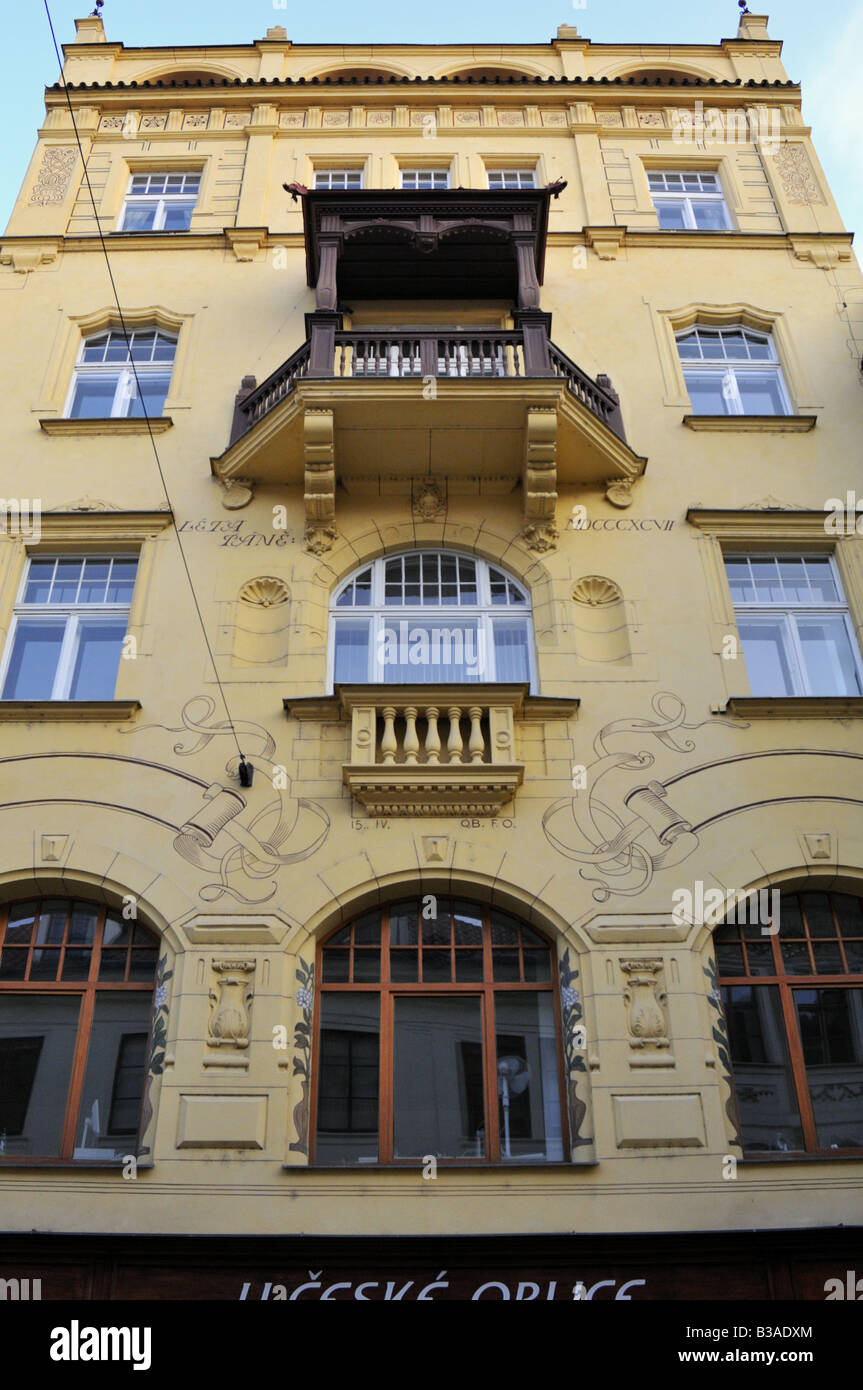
[381, 706, 397, 765]
[424, 707, 441, 764]
[404, 706, 419, 764]
[447, 707, 463, 763]
[468, 706, 485, 763]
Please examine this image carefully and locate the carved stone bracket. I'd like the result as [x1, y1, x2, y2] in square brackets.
[219, 476, 255, 510]
[523, 407, 558, 552]
[621, 958, 671, 1062]
[304, 409, 336, 553]
[605, 476, 633, 509]
[584, 226, 626, 261]
[207, 959, 255, 1049]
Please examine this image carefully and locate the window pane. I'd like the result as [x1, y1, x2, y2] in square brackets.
[53, 559, 83, 604]
[316, 994, 379, 1163]
[683, 371, 727, 414]
[738, 619, 796, 696]
[692, 201, 728, 230]
[69, 376, 118, 419]
[493, 622, 530, 682]
[73, 994, 153, 1159]
[795, 988, 863, 1149]
[735, 371, 787, 416]
[656, 201, 687, 229]
[127, 373, 171, 418]
[722, 984, 805, 1151]
[496, 993, 563, 1161]
[78, 561, 110, 604]
[122, 203, 158, 231]
[333, 622, 370, 682]
[68, 621, 127, 700]
[796, 617, 862, 696]
[106, 559, 138, 605]
[23, 560, 55, 604]
[0, 995, 80, 1157]
[393, 996, 484, 1159]
[2, 622, 66, 699]
[163, 203, 194, 231]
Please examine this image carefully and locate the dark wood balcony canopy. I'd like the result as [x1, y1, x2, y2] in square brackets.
[295, 185, 562, 305]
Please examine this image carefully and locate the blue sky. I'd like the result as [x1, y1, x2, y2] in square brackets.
[2, 0, 861, 241]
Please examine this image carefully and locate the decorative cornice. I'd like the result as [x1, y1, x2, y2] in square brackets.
[686, 508, 836, 542]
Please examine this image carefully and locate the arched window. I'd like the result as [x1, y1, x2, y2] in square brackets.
[313, 896, 566, 1164]
[0, 897, 159, 1161]
[330, 551, 534, 686]
[716, 890, 863, 1155]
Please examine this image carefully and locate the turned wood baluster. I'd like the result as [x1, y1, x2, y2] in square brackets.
[468, 706, 485, 763]
[424, 707, 441, 764]
[381, 706, 397, 765]
[447, 707, 463, 763]
[404, 706, 419, 764]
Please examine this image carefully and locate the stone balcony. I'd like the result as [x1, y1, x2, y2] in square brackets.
[284, 683, 579, 817]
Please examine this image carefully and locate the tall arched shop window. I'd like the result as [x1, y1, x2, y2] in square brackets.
[313, 897, 566, 1164]
[716, 890, 863, 1155]
[0, 898, 158, 1161]
[331, 551, 534, 686]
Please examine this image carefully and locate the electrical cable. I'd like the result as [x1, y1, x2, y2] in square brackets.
[42, 0, 253, 780]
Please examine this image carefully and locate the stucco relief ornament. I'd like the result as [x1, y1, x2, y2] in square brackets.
[771, 143, 825, 205]
[411, 478, 446, 520]
[208, 959, 255, 1048]
[558, 949, 593, 1149]
[29, 147, 77, 205]
[542, 691, 748, 905]
[122, 696, 330, 903]
[621, 959, 669, 1050]
[522, 520, 559, 553]
[289, 958, 314, 1154]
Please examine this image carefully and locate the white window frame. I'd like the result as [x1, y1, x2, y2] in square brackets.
[676, 324, 792, 416]
[0, 555, 138, 702]
[726, 553, 863, 697]
[119, 171, 201, 232]
[314, 170, 364, 191]
[65, 329, 177, 420]
[399, 168, 450, 190]
[487, 169, 537, 190]
[328, 550, 536, 691]
[648, 170, 732, 231]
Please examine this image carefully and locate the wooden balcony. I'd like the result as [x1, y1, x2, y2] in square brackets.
[228, 326, 627, 445]
[284, 684, 579, 817]
[213, 304, 647, 553]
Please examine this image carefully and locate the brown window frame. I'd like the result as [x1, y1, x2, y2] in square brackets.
[0, 897, 158, 1164]
[311, 897, 569, 1165]
[716, 890, 863, 1158]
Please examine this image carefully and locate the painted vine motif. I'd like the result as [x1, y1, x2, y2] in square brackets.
[138, 954, 173, 1156]
[558, 948, 593, 1149]
[703, 956, 743, 1149]
[288, 958, 314, 1155]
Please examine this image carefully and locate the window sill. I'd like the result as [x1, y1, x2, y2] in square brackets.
[717, 696, 863, 719]
[40, 417, 174, 436]
[0, 700, 141, 722]
[0, 1158, 154, 1169]
[682, 414, 816, 432]
[284, 1161, 597, 1172]
[738, 1152, 863, 1164]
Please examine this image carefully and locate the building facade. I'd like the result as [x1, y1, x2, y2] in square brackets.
[0, 11, 861, 1299]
